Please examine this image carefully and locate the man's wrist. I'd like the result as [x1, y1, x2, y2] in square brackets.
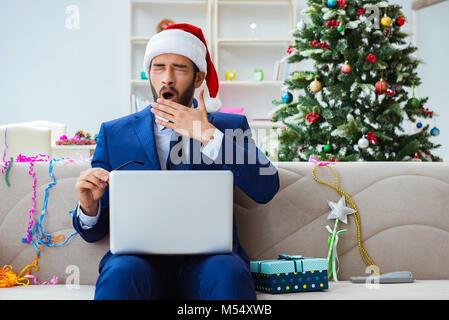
[201, 123, 217, 147]
[79, 201, 99, 217]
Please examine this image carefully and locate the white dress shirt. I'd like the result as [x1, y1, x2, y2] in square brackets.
[77, 104, 224, 229]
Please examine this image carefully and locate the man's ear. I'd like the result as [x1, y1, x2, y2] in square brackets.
[194, 71, 206, 88]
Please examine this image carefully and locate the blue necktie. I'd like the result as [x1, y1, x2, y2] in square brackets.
[166, 131, 183, 170]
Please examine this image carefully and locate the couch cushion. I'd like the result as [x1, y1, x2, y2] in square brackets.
[234, 162, 449, 280]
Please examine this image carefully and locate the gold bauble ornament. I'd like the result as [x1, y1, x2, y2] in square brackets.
[309, 77, 322, 93]
[381, 15, 391, 27]
[381, 8, 392, 27]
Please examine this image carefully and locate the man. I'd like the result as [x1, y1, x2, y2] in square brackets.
[73, 23, 279, 300]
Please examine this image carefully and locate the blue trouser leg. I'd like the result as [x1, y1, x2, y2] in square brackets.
[177, 253, 257, 300]
[94, 253, 178, 300]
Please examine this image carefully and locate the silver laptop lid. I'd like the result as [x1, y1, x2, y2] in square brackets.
[109, 170, 233, 255]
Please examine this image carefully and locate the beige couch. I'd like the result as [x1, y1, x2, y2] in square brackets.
[1, 161, 449, 300]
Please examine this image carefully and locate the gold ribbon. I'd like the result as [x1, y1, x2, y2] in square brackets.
[312, 164, 379, 274]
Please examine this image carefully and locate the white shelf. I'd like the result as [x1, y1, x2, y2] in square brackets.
[219, 80, 284, 86]
[128, 0, 296, 146]
[128, 0, 212, 114]
[52, 145, 96, 159]
[217, 0, 291, 3]
[52, 145, 96, 150]
[130, 79, 148, 85]
[131, 0, 207, 4]
[130, 37, 149, 42]
[217, 38, 293, 44]
[131, 79, 284, 86]
[249, 120, 282, 129]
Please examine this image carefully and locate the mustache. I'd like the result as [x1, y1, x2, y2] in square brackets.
[160, 86, 178, 96]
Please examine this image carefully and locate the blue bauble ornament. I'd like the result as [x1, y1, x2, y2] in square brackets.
[430, 127, 440, 136]
[327, 0, 337, 8]
[416, 122, 423, 129]
[282, 91, 293, 104]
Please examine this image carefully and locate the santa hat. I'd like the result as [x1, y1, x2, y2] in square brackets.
[143, 23, 222, 113]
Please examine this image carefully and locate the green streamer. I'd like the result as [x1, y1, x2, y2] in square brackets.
[4, 157, 13, 187]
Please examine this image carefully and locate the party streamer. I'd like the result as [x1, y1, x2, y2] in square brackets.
[35, 158, 78, 247]
[24, 274, 58, 285]
[3, 157, 13, 187]
[1, 153, 82, 287]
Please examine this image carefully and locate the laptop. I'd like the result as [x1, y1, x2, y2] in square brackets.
[109, 170, 234, 255]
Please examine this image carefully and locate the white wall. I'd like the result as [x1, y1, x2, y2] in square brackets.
[0, 0, 129, 138]
[389, 0, 447, 161]
[414, 0, 449, 161]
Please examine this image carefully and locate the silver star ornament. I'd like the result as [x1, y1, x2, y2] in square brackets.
[327, 196, 357, 224]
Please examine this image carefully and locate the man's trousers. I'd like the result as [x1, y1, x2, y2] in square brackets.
[94, 251, 257, 300]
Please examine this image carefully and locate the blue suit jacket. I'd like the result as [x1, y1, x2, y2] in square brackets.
[73, 99, 280, 264]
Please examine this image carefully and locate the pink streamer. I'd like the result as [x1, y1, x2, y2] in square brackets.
[1, 159, 10, 174]
[308, 156, 337, 167]
[12, 154, 50, 243]
[25, 162, 36, 243]
[24, 274, 58, 285]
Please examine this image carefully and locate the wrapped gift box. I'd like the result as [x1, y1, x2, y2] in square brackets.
[250, 254, 328, 294]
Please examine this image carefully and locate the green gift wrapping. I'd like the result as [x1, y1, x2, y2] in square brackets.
[250, 254, 328, 294]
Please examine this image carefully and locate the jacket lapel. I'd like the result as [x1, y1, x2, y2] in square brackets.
[133, 105, 161, 170]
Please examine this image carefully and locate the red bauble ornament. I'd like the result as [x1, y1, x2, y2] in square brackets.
[375, 79, 388, 94]
[396, 16, 405, 26]
[341, 61, 351, 74]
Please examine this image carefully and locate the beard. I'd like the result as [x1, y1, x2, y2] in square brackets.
[150, 77, 196, 108]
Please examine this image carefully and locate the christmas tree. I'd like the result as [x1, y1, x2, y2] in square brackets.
[269, 0, 442, 162]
